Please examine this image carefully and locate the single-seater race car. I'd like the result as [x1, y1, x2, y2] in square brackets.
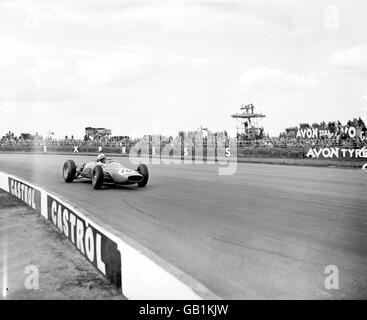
[62, 154, 149, 189]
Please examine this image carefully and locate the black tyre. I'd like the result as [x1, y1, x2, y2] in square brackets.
[92, 166, 104, 190]
[63, 160, 76, 183]
[137, 164, 149, 187]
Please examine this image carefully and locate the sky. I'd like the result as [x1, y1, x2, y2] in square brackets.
[1, 0, 367, 139]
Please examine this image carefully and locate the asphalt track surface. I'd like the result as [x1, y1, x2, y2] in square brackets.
[0, 154, 367, 299]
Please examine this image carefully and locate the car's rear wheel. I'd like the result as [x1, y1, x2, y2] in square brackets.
[137, 164, 149, 187]
[63, 160, 76, 183]
[92, 166, 104, 189]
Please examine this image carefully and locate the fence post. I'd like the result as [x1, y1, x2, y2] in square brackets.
[149, 135, 152, 160]
[214, 133, 218, 163]
[180, 132, 184, 161]
[203, 136, 207, 163]
[192, 137, 195, 162]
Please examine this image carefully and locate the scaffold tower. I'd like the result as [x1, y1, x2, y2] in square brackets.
[231, 104, 266, 140]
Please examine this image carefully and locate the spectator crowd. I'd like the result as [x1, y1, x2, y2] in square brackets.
[238, 117, 367, 150]
[1, 117, 366, 152]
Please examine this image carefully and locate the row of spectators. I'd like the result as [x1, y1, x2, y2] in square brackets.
[238, 137, 359, 149]
[1, 117, 366, 150]
[275, 117, 367, 149]
[280, 118, 366, 137]
[0, 131, 44, 146]
[0, 132, 139, 148]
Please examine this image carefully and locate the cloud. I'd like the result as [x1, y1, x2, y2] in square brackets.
[328, 45, 367, 71]
[0, 40, 85, 102]
[0, 39, 217, 102]
[240, 66, 319, 91]
[0, 0, 306, 38]
[77, 46, 218, 87]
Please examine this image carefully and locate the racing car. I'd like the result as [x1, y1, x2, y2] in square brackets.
[62, 154, 149, 189]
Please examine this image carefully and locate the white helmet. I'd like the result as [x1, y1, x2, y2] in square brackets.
[97, 153, 106, 162]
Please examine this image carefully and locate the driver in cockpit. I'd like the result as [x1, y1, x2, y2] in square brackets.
[96, 153, 107, 163]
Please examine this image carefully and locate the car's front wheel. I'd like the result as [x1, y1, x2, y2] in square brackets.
[63, 160, 76, 183]
[137, 164, 149, 187]
[92, 166, 104, 189]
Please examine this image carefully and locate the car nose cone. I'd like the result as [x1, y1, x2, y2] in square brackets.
[127, 174, 143, 183]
